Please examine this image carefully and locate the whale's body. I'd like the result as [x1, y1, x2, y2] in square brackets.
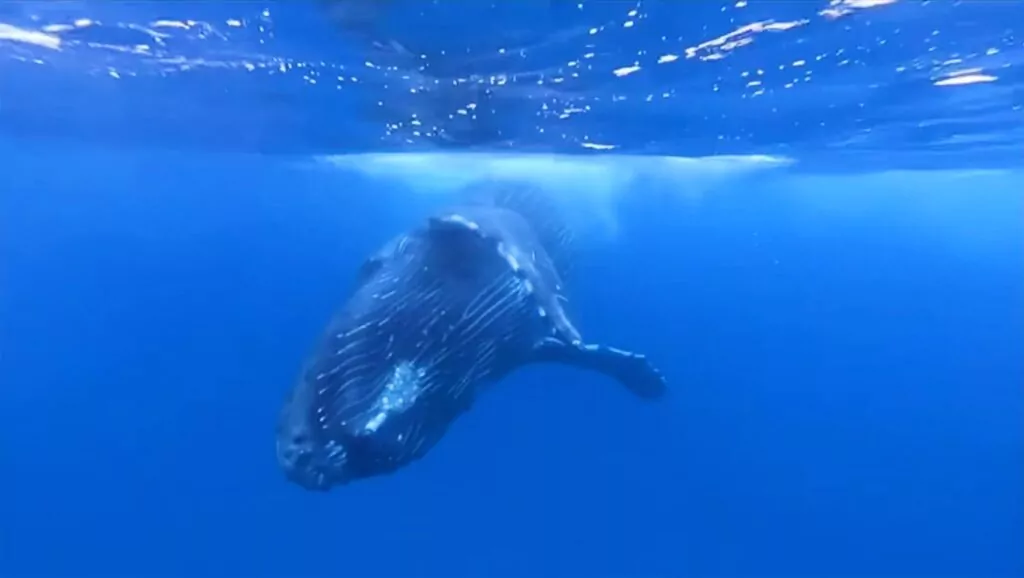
[276, 183, 666, 490]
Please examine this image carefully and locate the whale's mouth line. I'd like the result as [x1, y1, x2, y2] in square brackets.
[280, 443, 348, 491]
[288, 468, 334, 491]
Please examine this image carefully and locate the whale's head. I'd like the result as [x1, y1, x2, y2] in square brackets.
[275, 370, 353, 491]
[275, 231, 467, 491]
[274, 261, 439, 490]
[275, 349, 434, 491]
[275, 196, 560, 491]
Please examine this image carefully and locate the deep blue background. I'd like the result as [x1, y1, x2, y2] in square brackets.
[2, 140, 1021, 576]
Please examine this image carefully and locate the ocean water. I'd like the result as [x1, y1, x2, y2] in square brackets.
[1, 2, 1022, 577]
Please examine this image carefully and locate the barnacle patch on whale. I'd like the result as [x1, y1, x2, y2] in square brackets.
[361, 360, 426, 434]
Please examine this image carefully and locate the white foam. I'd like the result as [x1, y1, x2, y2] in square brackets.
[0, 22, 61, 50]
[312, 152, 794, 239]
[316, 152, 791, 192]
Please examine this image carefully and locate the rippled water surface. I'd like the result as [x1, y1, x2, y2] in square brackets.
[1, 1, 1021, 167]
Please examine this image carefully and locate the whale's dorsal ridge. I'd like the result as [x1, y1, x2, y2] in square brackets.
[459, 179, 576, 276]
[425, 210, 580, 342]
[424, 210, 667, 402]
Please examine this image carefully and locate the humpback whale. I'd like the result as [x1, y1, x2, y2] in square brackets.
[276, 181, 667, 491]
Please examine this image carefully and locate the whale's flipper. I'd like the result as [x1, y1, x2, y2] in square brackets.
[532, 337, 667, 400]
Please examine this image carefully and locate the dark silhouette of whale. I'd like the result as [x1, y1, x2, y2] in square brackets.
[276, 181, 667, 491]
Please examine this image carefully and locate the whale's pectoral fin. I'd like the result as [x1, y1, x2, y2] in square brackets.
[532, 337, 667, 400]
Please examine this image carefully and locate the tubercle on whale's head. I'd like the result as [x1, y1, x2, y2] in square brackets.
[275, 379, 354, 492]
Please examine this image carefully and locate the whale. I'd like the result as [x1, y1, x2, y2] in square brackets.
[275, 181, 667, 491]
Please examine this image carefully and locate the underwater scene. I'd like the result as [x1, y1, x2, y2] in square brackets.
[1, 1, 1022, 576]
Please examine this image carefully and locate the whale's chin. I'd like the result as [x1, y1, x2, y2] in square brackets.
[276, 429, 352, 491]
[276, 358, 434, 491]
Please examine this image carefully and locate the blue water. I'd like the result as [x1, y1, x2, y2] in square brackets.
[2, 2, 1023, 577]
